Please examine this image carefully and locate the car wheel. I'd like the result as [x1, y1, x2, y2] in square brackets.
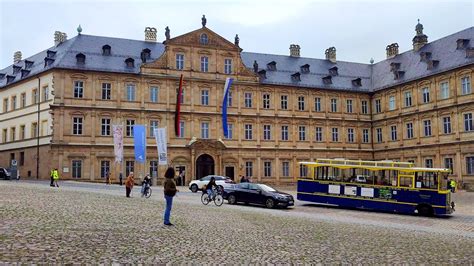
[228, 194, 237, 204]
[417, 204, 433, 216]
[265, 198, 275, 209]
[190, 184, 198, 193]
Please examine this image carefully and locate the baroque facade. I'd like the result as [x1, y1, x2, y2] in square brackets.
[0, 20, 473, 186]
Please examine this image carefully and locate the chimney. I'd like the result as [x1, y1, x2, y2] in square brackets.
[386, 43, 399, 59]
[54, 31, 67, 45]
[13, 51, 22, 64]
[325, 47, 336, 63]
[289, 44, 300, 57]
[145, 27, 157, 42]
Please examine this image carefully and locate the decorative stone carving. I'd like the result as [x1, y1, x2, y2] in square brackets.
[202, 15, 207, 27]
[165, 26, 170, 41]
[234, 34, 239, 46]
[145, 27, 157, 42]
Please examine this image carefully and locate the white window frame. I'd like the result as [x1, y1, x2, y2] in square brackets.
[264, 161, 272, 177]
[244, 92, 252, 108]
[330, 98, 337, 112]
[201, 90, 209, 106]
[201, 122, 209, 139]
[262, 94, 270, 109]
[422, 87, 430, 103]
[74, 81, 84, 98]
[389, 96, 395, 110]
[315, 97, 321, 112]
[390, 125, 397, 141]
[101, 118, 111, 136]
[263, 125, 271, 140]
[150, 86, 159, 103]
[298, 126, 306, 141]
[72, 117, 83, 135]
[347, 128, 354, 143]
[281, 125, 289, 141]
[440, 81, 449, 99]
[176, 54, 184, 70]
[465, 113, 473, 131]
[244, 124, 253, 140]
[404, 91, 412, 107]
[424, 120, 432, 137]
[298, 96, 305, 111]
[461, 77, 471, 95]
[443, 117, 451, 134]
[200, 56, 209, 72]
[406, 123, 414, 139]
[102, 83, 111, 100]
[126, 84, 136, 101]
[315, 127, 322, 142]
[224, 59, 232, 74]
[281, 95, 288, 110]
[332, 128, 339, 142]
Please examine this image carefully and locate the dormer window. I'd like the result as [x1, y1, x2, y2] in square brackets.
[390, 62, 401, 72]
[102, 45, 111, 55]
[456, 39, 470, 49]
[427, 60, 439, 70]
[76, 53, 86, 64]
[300, 64, 310, 73]
[467, 47, 474, 58]
[46, 50, 57, 58]
[267, 61, 277, 71]
[6, 75, 15, 84]
[0, 73, 5, 80]
[329, 66, 338, 76]
[24, 60, 34, 69]
[12, 65, 21, 75]
[141, 48, 151, 63]
[352, 78, 362, 87]
[258, 69, 267, 79]
[21, 69, 30, 78]
[420, 52, 432, 62]
[322, 75, 332, 85]
[200, 33, 209, 45]
[291, 72, 301, 82]
[125, 58, 135, 68]
[393, 70, 405, 80]
[44, 57, 55, 67]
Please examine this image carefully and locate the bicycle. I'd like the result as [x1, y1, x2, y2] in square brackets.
[201, 187, 224, 206]
[141, 184, 152, 198]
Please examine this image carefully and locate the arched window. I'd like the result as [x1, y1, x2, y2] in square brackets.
[76, 53, 86, 64]
[141, 48, 151, 63]
[125, 58, 134, 68]
[102, 45, 111, 55]
[200, 33, 208, 45]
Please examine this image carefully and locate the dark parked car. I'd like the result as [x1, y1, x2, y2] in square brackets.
[223, 183, 294, 208]
[0, 167, 11, 180]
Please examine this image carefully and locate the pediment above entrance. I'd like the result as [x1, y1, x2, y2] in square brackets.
[188, 138, 227, 150]
[165, 27, 240, 52]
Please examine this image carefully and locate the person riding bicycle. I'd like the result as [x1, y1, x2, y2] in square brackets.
[141, 174, 152, 196]
[206, 176, 218, 200]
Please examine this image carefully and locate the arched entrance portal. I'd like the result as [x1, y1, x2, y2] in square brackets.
[195, 154, 215, 179]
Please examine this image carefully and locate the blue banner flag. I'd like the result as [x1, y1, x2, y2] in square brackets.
[133, 125, 146, 163]
[222, 78, 233, 138]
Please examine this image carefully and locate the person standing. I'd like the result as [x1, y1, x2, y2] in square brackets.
[52, 168, 59, 187]
[163, 167, 178, 226]
[105, 171, 111, 185]
[125, 172, 135, 197]
[119, 172, 123, 186]
[50, 168, 55, 187]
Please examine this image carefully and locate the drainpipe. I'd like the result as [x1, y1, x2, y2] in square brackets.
[36, 77, 40, 179]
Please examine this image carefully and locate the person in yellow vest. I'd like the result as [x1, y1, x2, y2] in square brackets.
[53, 168, 59, 188]
[450, 179, 456, 193]
[50, 169, 55, 187]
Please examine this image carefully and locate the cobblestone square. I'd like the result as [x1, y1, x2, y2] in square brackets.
[1, 181, 473, 264]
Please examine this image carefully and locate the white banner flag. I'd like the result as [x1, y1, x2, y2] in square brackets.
[112, 125, 124, 163]
[154, 127, 168, 165]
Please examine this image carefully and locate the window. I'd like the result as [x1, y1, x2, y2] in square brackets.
[100, 161, 110, 178]
[245, 161, 253, 177]
[281, 95, 288, 110]
[467, 156, 474, 174]
[20, 125, 25, 140]
[361, 100, 368, 114]
[346, 99, 352, 113]
[102, 83, 111, 100]
[10, 127, 16, 141]
[244, 93, 252, 108]
[298, 96, 305, 111]
[298, 126, 306, 141]
[149, 120, 159, 137]
[315, 127, 323, 142]
[390, 125, 397, 141]
[2, 129, 6, 142]
[72, 160, 82, 178]
[424, 120, 432, 136]
[299, 164, 308, 177]
[444, 158, 454, 174]
[440, 82, 449, 99]
[282, 162, 290, 177]
[21, 93, 26, 108]
[224, 59, 232, 74]
[31, 122, 38, 138]
[179, 121, 185, 138]
[20, 152, 24, 166]
[376, 128, 382, 143]
[200, 33, 208, 44]
[465, 113, 473, 131]
[443, 117, 452, 134]
[43, 86, 49, 101]
[263, 125, 271, 140]
[200, 56, 209, 72]
[425, 159, 433, 168]
[176, 54, 184, 70]
[74, 81, 84, 98]
[362, 129, 369, 143]
[72, 117, 83, 135]
[149, 161, 158, 177]
[3, 98, 8, 112]
[150, 87, 158, 102]
[126, 119, 135, 137]
[32, 89, 39, 104]
[406, 123, 414, 139]
[225, 124, 233, 139]
[262, 94, 270, 109]
[389, 96, 395, 110]
[125, 161, 134, 176]
[315, 97, 321, 112]
[347, 128, 354, 142]
[281, 125, 289, 141]
[422, 87, 430, 103]
[375, 99, 381, 113]
[201, 90, 209, 105]
[201, 122, 209, 139]
[101, 118, 111, 136]
[461, 77, 471, 95]
[330, 98, 337, 112]
[332, 128, 339, 142]
[244, 124, 253, 140]
[227, 91, 233, 107]
[126, 84, 135, 101]
[178, 88, 185, 104]
[264, 161, 272, 177]
[404, 91, 412, 107]
[11, 96, 16, 110]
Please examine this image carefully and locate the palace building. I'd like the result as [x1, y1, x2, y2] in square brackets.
[0, 18, 473, 187]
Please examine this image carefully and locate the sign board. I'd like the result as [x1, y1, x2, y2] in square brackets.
[11, 159, 17, 166]
[63, 167, 69, 173]
[361, 187, 374, 197]
[344, 186, 357, 196]
[328, 185, 340, 194]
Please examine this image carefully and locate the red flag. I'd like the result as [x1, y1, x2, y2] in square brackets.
[175, 74, 184, 136]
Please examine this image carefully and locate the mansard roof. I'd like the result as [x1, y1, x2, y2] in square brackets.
[1, 27, 472, 92]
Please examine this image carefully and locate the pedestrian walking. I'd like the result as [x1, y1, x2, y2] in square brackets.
[163, 167, 178, 226]
[50, 168, 55, 187]
[53, 168, 60, 187]
[119, 172, 123, 186]
[125, 172, 135, 197]
[105, 171, 111, 185]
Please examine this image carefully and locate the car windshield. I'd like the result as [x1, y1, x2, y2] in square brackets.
[201, 176, 211, 181]
[259, 184, 276, 192]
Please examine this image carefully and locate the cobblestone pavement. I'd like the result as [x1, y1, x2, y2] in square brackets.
[1, 181, 473, 264]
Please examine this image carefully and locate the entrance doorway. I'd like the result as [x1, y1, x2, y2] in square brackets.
[225, 166, 235, 180]
[175, 166, 185, 186]
[195, 154, 214, 179]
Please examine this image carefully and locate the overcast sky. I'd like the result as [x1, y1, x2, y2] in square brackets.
[0, 0, 472, 68]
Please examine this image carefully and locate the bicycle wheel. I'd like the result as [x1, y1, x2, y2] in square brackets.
[214, 195, 224, 206]
[145, 187, 152, 198]
[201, 193, 210, 205]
